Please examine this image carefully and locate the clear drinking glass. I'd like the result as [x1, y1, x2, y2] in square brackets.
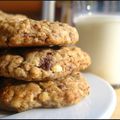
[62, 1, 120, 88]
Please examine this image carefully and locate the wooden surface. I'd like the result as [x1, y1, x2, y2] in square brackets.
[0, 1, 61, 12]
[0, 1, 62, 20]
[0, 1, 42, 12]
[111, 89, 120, 118]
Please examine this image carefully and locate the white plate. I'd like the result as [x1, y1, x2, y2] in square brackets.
[0, 73, 116, 119]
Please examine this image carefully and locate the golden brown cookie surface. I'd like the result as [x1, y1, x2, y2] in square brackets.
[0, 73, 90, 112]
[0, 11, 78, 47]
[0, 46, 91, 81]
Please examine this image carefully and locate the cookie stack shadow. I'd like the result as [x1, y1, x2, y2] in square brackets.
[0, 11, 91, 112]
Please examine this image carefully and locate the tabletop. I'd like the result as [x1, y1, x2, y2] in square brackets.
[111, 89, 120, 118]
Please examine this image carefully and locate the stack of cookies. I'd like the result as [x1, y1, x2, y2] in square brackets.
[0, 11, 91, 112]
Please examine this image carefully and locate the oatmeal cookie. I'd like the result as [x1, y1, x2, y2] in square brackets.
[0, 10, 27, 21]
[0, 11, 79, 47]
[0, 46, 91, 81]
[0, 73, 90, 112]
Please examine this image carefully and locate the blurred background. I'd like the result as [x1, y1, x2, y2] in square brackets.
[0, 1, 60, 20]
[0, 1, 120, 21]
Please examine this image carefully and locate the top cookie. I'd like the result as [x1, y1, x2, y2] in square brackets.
[0, 11, 79, 47]
[0, 10, 27, 20]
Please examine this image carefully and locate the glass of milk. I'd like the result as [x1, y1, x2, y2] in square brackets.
[73, 1, 120, 88]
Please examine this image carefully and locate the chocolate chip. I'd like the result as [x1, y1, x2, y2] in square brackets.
[40, 53, 53, 70]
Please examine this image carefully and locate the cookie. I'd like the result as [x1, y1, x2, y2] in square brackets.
[0, 73, 90, 112]
[0, 11, 79, 47]
[0, 46, 91, 81]
[0, 10, 27, 21]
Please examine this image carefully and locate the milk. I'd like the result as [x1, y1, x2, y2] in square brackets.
[75, 15, 120, 85]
